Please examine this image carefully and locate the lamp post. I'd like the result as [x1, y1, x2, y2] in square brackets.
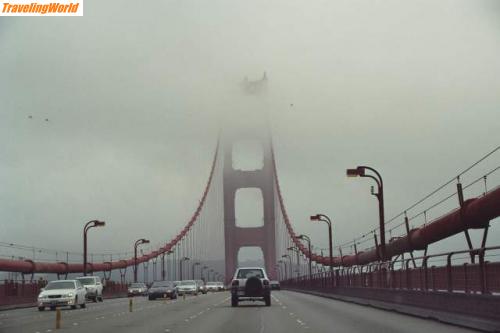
[287, 246, 301, 278]
[162, 250, 173, 281]
[278, 260, 287, 280]
[297, 234, 312, 282]
[282, 254, 292, 280]
[192, 262, 200, 279]
[134, 238, 150, 282]
[347, 166, 386, 260]
[201, 265, 208, 281]
[179, 257, 190, 280]
[310, 214, 333, 272]
[83, 220, 105, 276]
[275, 264, 283, 281]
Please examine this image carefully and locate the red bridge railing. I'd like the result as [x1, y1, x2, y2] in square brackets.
[282, 246, 500, 295]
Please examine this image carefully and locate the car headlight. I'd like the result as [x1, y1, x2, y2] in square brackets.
[67, 292, 75, 297]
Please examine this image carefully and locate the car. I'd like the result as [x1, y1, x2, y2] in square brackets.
[37, 280, 87, 311]
[217, 282, 226, 291]
[270, 280, 281, 290]
[177, 280, 198, 295]
[196, 280, 207, 294]
[127, 282, 148, 297]
[205, 281, 219, 292]
[148, 281, 178, 300]
[231, 267, 271, 307]
[75, 276, 104, 302]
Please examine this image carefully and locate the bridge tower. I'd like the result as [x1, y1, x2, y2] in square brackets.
[222, 73, 277, 281]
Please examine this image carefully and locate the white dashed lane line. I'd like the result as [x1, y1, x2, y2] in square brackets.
[273, 294, 309, 329]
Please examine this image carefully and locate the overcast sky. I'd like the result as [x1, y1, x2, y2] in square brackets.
[1, 0, 499, 264]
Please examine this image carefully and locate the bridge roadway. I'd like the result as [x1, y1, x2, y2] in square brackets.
[0, 291, 473, 333]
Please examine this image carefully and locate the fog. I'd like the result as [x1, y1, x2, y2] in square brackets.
[1, 0, 500, 264]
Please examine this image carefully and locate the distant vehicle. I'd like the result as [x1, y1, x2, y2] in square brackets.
[196, 280, 207, 294]
[75, 276, 103, 302]
[205, 282, 219, 292]
[177, 280, 198, 295]
[127, 282, 148, 297]
[231, 267, 271, 307]
[270, 281, 281, 290]
[148, 281, 177, 300]
[37, 280, 87, 311]
[217, 282, 226, 291]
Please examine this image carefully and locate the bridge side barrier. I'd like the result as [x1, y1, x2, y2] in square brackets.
[282, 246, 500, 294]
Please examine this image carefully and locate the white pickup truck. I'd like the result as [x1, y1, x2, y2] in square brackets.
[230, 267, 271, 307]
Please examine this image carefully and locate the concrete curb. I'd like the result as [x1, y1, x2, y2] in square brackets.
[284, 288, 500, 332]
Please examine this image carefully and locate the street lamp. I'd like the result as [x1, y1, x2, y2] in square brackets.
[310, 214, 333, 272]
[282, 254, 292, 280]
[347, 166, 386, 260]
[134, 238, 150, 282]
[278, 260, 287, 280]
[162, 250, 173, 281]
[297, 234, 312, 282]
[192, 262, 200, 279]
[200, 265, 208, 281]
[287, 246, 301, 277]
[275, 264, 283, 281]
[83, 220, 105, 276]
[179, 257, 190, 280]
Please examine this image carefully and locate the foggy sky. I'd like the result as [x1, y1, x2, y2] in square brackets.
[1, 0, 500, 263]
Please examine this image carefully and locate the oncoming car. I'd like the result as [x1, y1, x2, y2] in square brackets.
[148, 281, 178, 300]
[196, 280, 207, 294]
[127, 282, 148, 297]
[231, 267, 271, 307]
[37, 280, 87, 311]
[205, 281, 219, 292]
[75, 276, 103, 302]
[177, 280, 198, 295]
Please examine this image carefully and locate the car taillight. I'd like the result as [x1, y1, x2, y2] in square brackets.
[231, 280, 239, 286]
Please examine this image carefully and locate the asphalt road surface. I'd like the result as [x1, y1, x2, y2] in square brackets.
[0, 291, 475, 333]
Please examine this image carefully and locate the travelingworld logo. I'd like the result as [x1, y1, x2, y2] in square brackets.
[1, 0, 82, 16]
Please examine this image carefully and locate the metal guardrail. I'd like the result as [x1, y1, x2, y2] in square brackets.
[281, 246, 500, 295]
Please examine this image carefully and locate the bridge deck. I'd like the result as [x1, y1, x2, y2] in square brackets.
[0, 292, 477, 333]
